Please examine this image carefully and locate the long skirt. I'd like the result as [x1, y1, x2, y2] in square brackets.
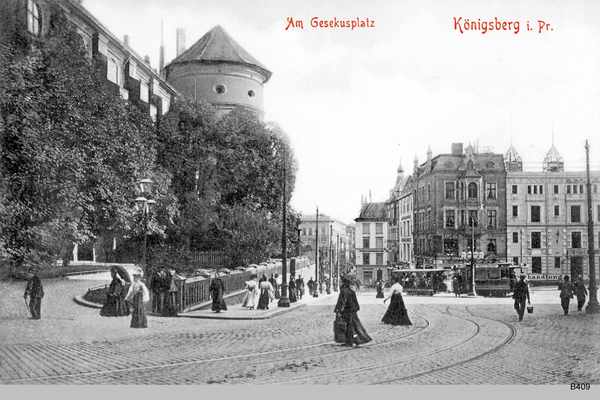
[100, 295, 129, 317]
[342, 312, 372, 345]
[289, 288, 297, 303]
[257, 289, 270, 310]
[381, 293, 412, 325]
[375, 287, 384, 298]
[162, 292, 178, 317]
[242, 289, 257, 308]
[130, 292, 148, 328]
[211, 291, 227, 312]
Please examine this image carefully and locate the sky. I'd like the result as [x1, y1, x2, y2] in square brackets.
[83, 0, 600, 225]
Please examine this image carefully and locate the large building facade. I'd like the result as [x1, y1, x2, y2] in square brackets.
[412, 143, 508, 269]
[505, 145, 600, 281]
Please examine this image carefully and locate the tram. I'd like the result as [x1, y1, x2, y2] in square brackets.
[389, 268, 457, 296]
[474, 263, 523, 297]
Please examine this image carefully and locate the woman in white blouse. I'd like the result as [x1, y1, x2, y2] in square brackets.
[382, 275, 412, 325]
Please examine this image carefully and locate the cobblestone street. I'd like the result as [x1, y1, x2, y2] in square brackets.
[1, 277, 599, 386]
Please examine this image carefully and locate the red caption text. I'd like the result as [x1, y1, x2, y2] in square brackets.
[454, 18, 554, 34]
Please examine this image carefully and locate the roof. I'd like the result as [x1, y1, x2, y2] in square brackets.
[355, 202, 387, 222]
[170, 25, 272, 82]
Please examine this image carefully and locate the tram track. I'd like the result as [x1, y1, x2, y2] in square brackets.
[0, 303, 429, 384]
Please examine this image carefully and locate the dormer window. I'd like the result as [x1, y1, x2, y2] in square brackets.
[27, 0, 42, 37]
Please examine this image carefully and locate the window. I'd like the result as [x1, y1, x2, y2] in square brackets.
[362, 237, 370, 249]
[512, 205, 518, 217]
[362, 223, 370, 235]
[108, 58, 119, 85]
[554, 205, 560, 217]
[459, 210, 466, 227]
[27, 0, 41, 37]
[540, 185, 543, 195]
[459, 182, 465, 200]
[362, 253, 370, 265]
[531, 232, 541, 248]
[512, 185, 518, 194]
[445, 210, 455, 228]
[532, 257, 542, 273]
[598, 205, 600, 222]
[445, 182, 455, 199]
[594, 184, 598, 194]
[487, 210, 497, 228]
[214, 84, 227, 94]
[375, 223, 383, 234]
[376, 253, 383, 265]
[307, 228, 311, 236]
[554, 257, 561, 269]
[513, 256, 519, 265]
[572, 232, 581, 249]
[486, 182, 497, 199]
[554, 185, 559, 194]
[580, 185, 584, 193]
[427, 184, 431, 202]
[531, 205, 541, 223]
[248, 90, 255, 98]
[468, 210, 478, 227]
[571, 206, 581, 223]
[363, 269, 373, 282]
[567, 185, 571, 194]
[527, 185, 531, 195]
[487, 239, 497, 253]
[375, 237, 383, 249]
[468, 182, 478, 199]
[513, 232, 519, 243]
[573, 185, 578, 194]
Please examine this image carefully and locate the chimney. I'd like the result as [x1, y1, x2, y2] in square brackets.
[176, 28, 186, 57]
[123, 35, 130, 47]
[451, 143, 463, 155]
[144, 55, 151, 66]
[159, 21, 165, 74]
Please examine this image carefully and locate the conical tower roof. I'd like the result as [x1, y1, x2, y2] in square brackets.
[504, 145, 522, 163]
[170, 25, 272, 82]
[544, 144, 563, 164]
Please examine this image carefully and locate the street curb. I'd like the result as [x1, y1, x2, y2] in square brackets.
[73, 295, 102, 309]
[178, 302, 307, 320]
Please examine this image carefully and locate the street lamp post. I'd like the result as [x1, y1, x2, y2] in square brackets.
[314, 207, 319, 298]
[135, 178, 156, 280]
[327, 221, 333, 294]
[278, 149, 290, 308]
[585, 140, 599, 313]
[466, 216, 477, 296]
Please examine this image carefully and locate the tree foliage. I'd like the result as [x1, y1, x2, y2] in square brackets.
[0, 6, 164, 275]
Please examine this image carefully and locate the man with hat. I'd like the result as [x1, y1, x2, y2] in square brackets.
[23, 268, 44, 319]
[512, 274, 530, 321]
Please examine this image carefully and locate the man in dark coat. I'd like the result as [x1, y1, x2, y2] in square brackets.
[24, 269, 44, 319]
[512, 274, 530, 321]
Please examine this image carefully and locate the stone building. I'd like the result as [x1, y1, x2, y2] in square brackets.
[505, 144, 600, 282]
[412, 143, 507, 268]
[387, 159, 414, 267]
[163, 25, 272, 118]
[354, 202, 389, 285]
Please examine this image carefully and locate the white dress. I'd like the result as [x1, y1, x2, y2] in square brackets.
[242, 280, 258, 308]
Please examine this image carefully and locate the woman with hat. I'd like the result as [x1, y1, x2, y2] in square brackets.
[382, 275, 412, 325]
[209, 272, 228, 313]
[100, 267, 130, 317]
[125, 273, 150, 328]
[242, 275, 258, 309]
[334, 276, 372, 347]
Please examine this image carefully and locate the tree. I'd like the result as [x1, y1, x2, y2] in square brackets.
[0, 5, 165, 276]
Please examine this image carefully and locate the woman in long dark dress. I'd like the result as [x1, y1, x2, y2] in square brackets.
[209, 275, 228, 313]
[334, 276, 372, 347]
[288, 277, 298, 303]
[125, 273, 150, 328]
[382, 275, 412, 326]
[100, 268, 130, 317]
[257, 279, 274, 310]
[375, 280, 384, 298]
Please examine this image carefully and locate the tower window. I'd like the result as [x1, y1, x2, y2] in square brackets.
[27, 0, 42, 37]
[214, 84, 227, 94]
[248, 90, 255, 97]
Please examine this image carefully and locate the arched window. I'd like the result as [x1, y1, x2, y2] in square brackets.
[468, 182, 478, 199]
[107, 58, 119, 85]
[27, 0, 42, 37]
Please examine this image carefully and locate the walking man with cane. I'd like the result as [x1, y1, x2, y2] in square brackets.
[24, 268, 44, 320]
[513, 274, 530, 321]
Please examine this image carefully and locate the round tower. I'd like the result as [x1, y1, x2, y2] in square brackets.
[164, 25, 272, 117]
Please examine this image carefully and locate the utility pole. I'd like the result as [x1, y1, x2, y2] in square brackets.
[314, 207, 319, 298]
[278, 149, 290, 308]
[585, 140, 599, 313]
